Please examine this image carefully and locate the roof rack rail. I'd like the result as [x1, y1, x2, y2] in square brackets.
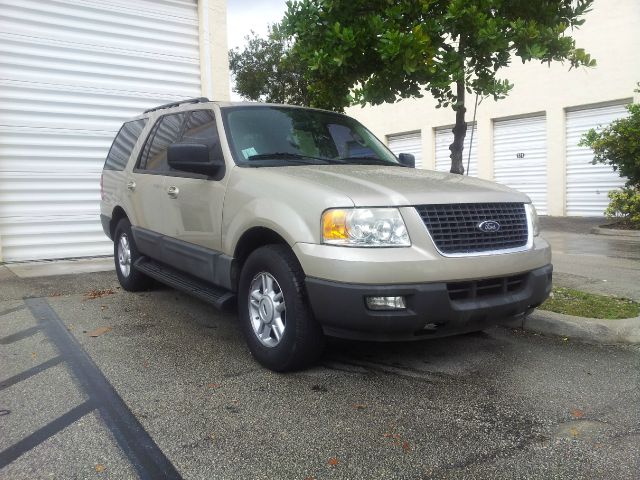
[144, 97, 210, 114]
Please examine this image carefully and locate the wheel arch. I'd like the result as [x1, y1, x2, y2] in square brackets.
[232, 226, 293, 289]
[110, 206, 129, 239]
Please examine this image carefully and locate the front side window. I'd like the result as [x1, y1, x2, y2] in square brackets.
[138, 113, 185, 172]
[104, 118, 147, 170]
[221, 106, 399, 167]
[179, 109, 224, 164]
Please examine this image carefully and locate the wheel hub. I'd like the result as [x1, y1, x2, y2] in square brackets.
[258, 296, 275, 324]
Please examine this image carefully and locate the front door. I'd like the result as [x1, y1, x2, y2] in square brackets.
[159, 108, 229, 283]
[161, 109, 226, 252]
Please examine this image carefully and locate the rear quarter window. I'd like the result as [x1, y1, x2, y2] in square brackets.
[104, 119, 148, 171]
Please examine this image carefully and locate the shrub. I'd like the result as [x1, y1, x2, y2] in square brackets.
[579, 88, 640, 189]
[580, 84, 640, 227]
[604, 188, 640, 227]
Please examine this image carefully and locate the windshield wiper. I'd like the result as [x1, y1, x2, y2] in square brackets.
[247, 152, 326, 162]
[339, 156, 399, 166]
[246, 152, 396, 166]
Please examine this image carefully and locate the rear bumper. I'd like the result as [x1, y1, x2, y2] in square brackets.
[305, 264, 552, 341]
[100, 214, 112, 240]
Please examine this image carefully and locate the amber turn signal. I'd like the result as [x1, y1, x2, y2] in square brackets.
[322, 209, 349, 241]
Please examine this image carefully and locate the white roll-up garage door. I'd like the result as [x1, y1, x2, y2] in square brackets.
[0, 0, 201, 261]
[435, 125, 478, 176]
[493, 115, 547, 214]
[566, 103, 629, 216]
[387, 132, 423, 169]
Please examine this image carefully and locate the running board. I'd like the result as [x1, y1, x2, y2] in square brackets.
[134, 257, 235, 311]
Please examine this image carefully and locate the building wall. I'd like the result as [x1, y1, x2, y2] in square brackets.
[346, 0, 640, 216]
[199, 0, 230, 101]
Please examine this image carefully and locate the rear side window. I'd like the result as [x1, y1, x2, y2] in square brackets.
[104, 119, 147, 170]
[139, 113, 185, 172]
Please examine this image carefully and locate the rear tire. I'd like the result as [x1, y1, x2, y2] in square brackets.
[238, 244, 325, 372]
[113, 218, 152, 292]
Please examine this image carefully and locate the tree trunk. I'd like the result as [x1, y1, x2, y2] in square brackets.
[449, 79, 467, 175]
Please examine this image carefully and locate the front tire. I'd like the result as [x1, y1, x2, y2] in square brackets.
[113, 218, 152, 292]
[238, 244, 325, 372]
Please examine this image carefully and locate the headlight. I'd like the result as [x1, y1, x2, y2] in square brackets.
[525, 203, 539, 236]
[322, 208, 411, 247]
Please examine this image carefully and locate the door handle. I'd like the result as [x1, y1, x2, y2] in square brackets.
[167, 186, 179, 198]
[126, 180, 136, 192]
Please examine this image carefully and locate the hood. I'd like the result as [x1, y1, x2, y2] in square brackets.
[266, 164, 530, 206]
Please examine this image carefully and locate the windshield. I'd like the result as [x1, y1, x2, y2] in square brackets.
[221, 106, 400, 167]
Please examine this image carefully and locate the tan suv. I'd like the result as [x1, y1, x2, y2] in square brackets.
[100, 98, 552, 371]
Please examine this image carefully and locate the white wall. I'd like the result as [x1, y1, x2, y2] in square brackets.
[199, 0, 231, 101]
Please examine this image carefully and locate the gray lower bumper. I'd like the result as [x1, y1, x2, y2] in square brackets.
[305, 264, 553, 341]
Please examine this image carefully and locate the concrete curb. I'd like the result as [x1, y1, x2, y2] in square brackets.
[591, 226, 640, 238]
[501, 310, 640, 344]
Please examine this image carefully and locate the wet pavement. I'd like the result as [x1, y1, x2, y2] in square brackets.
[540, 217, 640, 301]
[1, 218, 639, 479]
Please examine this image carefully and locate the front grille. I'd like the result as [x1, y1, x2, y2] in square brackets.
[416, 203, 528, 254]
[447, 274, 527, 301]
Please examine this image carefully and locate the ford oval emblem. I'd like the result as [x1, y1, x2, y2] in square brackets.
[478, 220, 501, 233]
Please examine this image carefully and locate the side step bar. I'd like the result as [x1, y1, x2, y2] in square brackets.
[134, 257, 236, 311]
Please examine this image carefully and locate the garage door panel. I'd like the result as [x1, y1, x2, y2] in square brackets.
[3, 0, 199, 33]
[387, 132, 422, 169]
[0, 52, 201, 91]
[0, 173, 101, 217]
[0, 83, 178, 111]
[0, 216, 111, 262]
[0, 126, 113, 174]
[493, 116, 547, 214]
[0, 0, 199, 58]
[566, 104, 629, 216]
[0, 0, 201, 261]
[0, 30, 201, 70]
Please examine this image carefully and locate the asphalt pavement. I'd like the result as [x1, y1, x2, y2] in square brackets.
[1, 219, 639, 479]
[540, 217, 640, 301]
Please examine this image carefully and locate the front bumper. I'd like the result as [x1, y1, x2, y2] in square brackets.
[305, 264, 552, 341]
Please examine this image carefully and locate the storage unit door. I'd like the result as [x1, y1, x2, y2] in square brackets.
[566, 104, 629, 216]
[0, 0, 201, 261]
[387, 132, 422, 169]
[435, 125, 478, 176]
[493, 116, 548, 214]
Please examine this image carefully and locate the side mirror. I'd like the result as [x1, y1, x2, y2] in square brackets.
[398, 153, 415, 168]
[167, 143, 223, 176]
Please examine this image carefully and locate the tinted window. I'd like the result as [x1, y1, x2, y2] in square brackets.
[179, 109, 223, 164]
[139, 113, 185, 172]
[104, 119, 147, 170]
[327, 123, 377, 158]
[221, 106, 398, 167]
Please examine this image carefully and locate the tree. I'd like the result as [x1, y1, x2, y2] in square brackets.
[579, 88, 640, 227]
[229, 23, 311, 105]
[284, 0, 596, 174]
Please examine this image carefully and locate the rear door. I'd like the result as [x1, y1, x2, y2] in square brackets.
[127, 112, 185, 257]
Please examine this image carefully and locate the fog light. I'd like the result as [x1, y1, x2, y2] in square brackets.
[366, 296, 406, 311]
